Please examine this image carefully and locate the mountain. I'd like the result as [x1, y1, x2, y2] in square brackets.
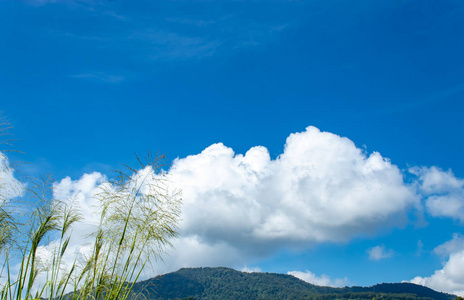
[130, 267, 457, 300]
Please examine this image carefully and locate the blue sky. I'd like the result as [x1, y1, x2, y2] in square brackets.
[1, 0, 464, 295]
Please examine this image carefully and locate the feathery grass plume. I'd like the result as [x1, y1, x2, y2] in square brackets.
[0, 207, 15, 254]
[0, 117, 181, 300]
[74, 152, 182, 300]
[0, 116, 21, 254]
[2, 175, 79, 300]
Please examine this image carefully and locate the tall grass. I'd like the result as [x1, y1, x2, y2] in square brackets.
[0, 120, 181, 300]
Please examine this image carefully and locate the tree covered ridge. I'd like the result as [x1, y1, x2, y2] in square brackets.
[130, 267, 457, 300]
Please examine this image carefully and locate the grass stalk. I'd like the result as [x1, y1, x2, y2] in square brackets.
[0, 151, 181, 300]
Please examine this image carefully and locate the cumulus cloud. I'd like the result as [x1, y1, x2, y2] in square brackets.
[43, 126, 422, 276]
[53, 171, 107, 228]
[156, 236, 244, 275]
[288, 270, 348, 287]
[410, 166, 464, 222]
[167, 126, 417, 260]
[411, 235, 464, 296]
[367, 245, 394, 261]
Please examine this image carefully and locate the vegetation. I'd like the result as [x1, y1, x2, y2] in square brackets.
[0, 118, 182, 300]
[129, 267, 457, 300]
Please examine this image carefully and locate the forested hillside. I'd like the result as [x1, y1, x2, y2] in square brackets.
[130, 267, 456, 300]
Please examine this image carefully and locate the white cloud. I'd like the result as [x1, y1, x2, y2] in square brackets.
[410, 166, 464, 195]
[241, 266, 262, 273]
[367, 245, 394, 261]
[410, 166, 464, 222]
[411, 235, 464, 296]
[39, 148, 464, 295]
[169, 126, 417, 249]
[416, 240, 424, 256]
[288, 270, 348, 287]
[433, 234, 464, 257]
[37, 126, 423, 278]
[426, 194, 464, 221]
[0, 152, 25, 203]
[53, 172, 107, 227]
[156, 236, 244, 275]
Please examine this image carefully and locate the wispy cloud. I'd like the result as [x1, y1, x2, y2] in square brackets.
[367, 245, 394, 261]
[379, 83, 464, 114]
[433, 234, 464, 257]
[23, 0, 97, 8]
[49, 30, 111, 42]
[128, 29, 222, 60]
[416, 240, 424, 256]
[102, 10, 129, 21]
[43, 2, 292, 62]
[24, 0, 68, 6]
[165, 17, 216, 27]
[70, 72, 125, 83]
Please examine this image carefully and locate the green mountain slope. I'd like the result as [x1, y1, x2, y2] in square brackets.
[130, 267, 457, 300]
